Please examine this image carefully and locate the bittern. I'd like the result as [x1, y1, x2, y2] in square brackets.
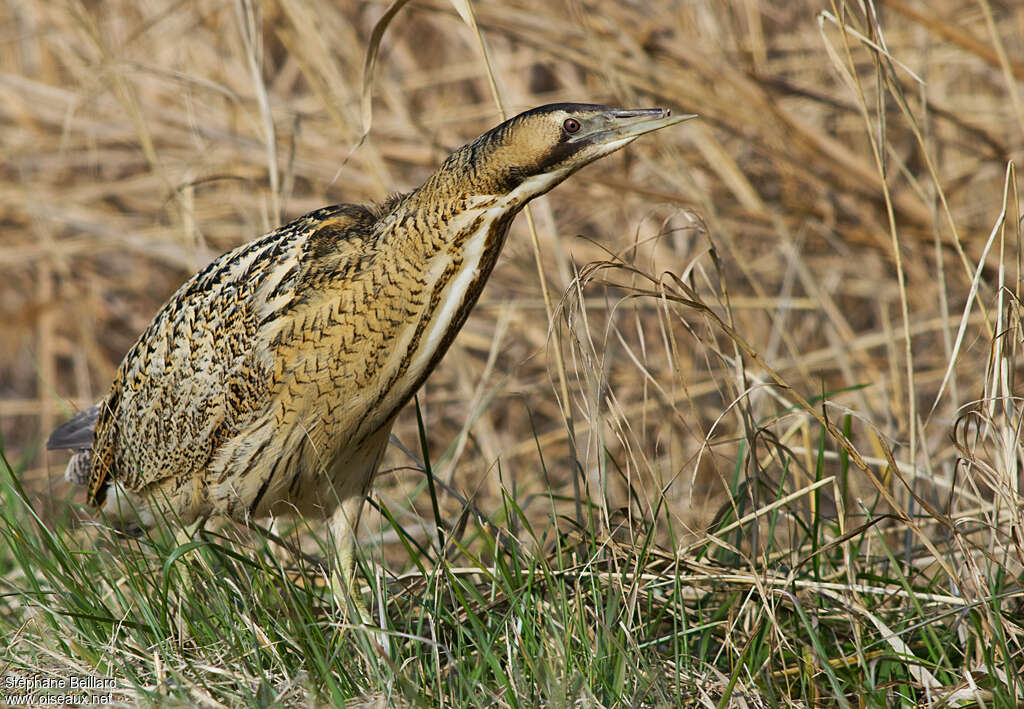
[47, 103, 693, 615]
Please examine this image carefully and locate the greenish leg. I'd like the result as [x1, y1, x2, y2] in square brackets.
[329, 496, 373, 626]
[173, 513, 217, 547]
[327, 427, 392, 644]
[168, 514, 218, 587]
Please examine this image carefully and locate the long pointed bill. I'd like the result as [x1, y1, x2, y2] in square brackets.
[570, 108, 698, 146]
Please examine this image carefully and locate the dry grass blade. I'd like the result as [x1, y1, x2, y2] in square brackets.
[930, 162, 1013, 418]
[818, 588, 941, 691]
[359, 0, 413, 138]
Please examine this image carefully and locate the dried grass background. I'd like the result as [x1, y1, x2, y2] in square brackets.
[2, 0, 1023, 568]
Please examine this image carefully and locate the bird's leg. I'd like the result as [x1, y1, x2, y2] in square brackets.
[262, 516, 296, 565]
[172, 511, 216, 548]
[326, 423, 393, 629]
[328, 495, 372, 625]
[165, 513, 219, 589]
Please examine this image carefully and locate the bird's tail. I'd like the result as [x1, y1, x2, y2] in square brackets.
[47, 404, 100, 485]
[47, 405, 99, 450]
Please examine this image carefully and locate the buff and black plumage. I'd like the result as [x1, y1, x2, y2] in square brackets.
[46, 103, 694, 614]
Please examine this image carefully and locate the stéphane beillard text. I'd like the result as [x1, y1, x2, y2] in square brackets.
[4, 675, 117, 691]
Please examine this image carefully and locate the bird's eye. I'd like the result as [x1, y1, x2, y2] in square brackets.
[563, 118, 581, 134]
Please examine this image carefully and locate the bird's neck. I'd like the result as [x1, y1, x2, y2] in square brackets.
[331, 158, 576, 442]
[350, 177, 523, 437]
[377, 155, 571, 247]
[374, 166, 531, 259]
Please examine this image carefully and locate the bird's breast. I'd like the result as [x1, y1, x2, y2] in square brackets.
[250, 196, 517, 462]
[360, 202, 513, 430]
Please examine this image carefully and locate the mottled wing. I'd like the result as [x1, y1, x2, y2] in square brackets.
[87, 204, 376, 506]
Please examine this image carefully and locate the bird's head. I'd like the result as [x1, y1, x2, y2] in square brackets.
[433, 103, 696, 204]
